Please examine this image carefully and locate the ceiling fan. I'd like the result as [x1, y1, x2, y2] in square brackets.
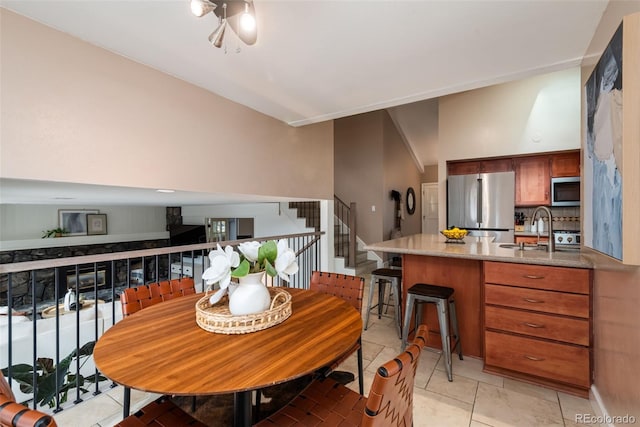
[190, 0, 257, 48]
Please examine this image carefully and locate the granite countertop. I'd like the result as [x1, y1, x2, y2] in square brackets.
[363, 234, 592, 268]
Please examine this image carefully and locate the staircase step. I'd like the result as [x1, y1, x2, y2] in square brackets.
[355, 260, 378, 276]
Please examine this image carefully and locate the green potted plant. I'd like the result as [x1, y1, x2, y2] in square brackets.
[2, 341, 107, 408]
[42, 227, 69, 238]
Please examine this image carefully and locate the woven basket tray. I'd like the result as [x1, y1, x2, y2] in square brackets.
[195, 288, 292, 334]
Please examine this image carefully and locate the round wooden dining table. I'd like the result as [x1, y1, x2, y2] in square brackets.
[94, 287, 362, 427]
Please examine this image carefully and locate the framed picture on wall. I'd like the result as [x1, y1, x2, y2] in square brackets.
[58, 209, 99, 236]
[583, 12, 640, 265]
[87, 214, 108, 235]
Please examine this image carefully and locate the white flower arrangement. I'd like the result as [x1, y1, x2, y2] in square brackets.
[202, 239, 299, 305]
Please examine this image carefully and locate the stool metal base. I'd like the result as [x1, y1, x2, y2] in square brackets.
[402, 285, 463, 381]
[364, 269, 402, 339]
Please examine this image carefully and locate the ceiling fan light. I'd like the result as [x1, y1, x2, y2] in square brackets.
[191, 0, 215, 17]
[208, 20, 227, 48]
[240, 3, 256, 33]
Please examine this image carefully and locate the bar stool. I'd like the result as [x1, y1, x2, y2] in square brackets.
[364, 268, 402, 338]
[402, 283, 463, 381]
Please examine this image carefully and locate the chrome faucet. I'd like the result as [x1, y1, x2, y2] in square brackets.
[531, 206, 555, 253]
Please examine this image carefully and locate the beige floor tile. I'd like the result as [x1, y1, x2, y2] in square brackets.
[413, 387, 473, 427]
[360, 339, 385, 363]
[105, 386, 159, 413]
[503, 378, 558, 402]
[366, 345, 403, 374]
[470, 421, 495, 427]
[564, 419, 598, 427]
[52, 393, 122, 427]
[558, 392, 598, 423]
[426, 368, 479, 404]
[436, 355, 504, 387]
[414, 350, 441, 389]
[473, 382, 564, 427]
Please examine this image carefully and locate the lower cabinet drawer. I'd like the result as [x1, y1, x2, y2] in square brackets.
[485, 284, 589, 318]
[485, 330, 590, 388]
[485, 305, 589, 346]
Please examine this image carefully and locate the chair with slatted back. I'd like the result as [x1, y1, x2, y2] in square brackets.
[120, 278, 196, 317]
[113, 396, 207, 427]
[118, 278, 198, 417]
[309, 271, 365, 394]
[255, 324, 428, 426]
[1, 370, 57, 427]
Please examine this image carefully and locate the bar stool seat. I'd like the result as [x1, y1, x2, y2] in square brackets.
[364, 268, 402, 338]
[402, 283, 463, 381]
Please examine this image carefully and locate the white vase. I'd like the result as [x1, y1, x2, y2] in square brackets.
[228, 272, 271, 315]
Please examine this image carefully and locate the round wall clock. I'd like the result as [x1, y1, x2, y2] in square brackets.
[406, 187, 416, 215]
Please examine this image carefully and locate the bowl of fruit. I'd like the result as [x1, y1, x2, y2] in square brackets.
[441, 227, 468, 243]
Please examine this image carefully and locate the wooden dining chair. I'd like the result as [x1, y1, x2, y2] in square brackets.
[255, 324, 428, 426]
[1, 370, 57, 427]
[118, 278, 198, 417]
[309, 271, 365, 394]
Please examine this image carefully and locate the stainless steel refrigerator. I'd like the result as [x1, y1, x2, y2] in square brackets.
[447, 171, 515, 243]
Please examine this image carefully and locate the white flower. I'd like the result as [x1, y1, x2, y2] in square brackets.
[274, 239, 299, 282]
[238, 241, 261, 262]
[202, 244, 240, 289]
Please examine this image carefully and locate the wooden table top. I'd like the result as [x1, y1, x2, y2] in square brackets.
[94, 288, 362, 396]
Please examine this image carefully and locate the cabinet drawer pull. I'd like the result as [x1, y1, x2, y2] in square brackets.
[524, 355, 545, 362]
[523, 322, 545, 328]
[523, 274, 545, 279]
[522, 298, 544, 304]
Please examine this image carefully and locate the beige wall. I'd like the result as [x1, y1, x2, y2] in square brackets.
[0, 10, 333, 201]
[334, 111, 385, 245]
[382, 113, 422, 239]
[334, 110, 422, 246]
[421, 165, 438, 183]
[438, 67, 582, 228]
[581, 2, 640, 422]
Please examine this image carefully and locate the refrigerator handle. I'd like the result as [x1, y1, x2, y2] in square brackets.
[477, 178, 483, 224]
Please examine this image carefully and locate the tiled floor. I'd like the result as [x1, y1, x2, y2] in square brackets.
[51, 278, 601, 426]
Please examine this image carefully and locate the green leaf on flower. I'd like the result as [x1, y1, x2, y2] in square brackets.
[232, 259, 250, 277]
[258, 240, 278, 265]
[264, 259, 277, 277]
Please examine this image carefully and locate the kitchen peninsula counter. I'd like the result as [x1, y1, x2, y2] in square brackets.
[363, 234, 592, 269]
[363, 234, 593, 368]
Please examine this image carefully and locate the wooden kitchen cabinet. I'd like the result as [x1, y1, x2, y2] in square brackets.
[514, 155, 550, 206]
[483, 261, 592, 397]
[551, 151, 581, 177]
[447, 158, 513, 175]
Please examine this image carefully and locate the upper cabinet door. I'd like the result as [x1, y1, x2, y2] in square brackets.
[515, 156, 551, 206]
[447, 158, 513, 175]
[551, 151, 581, 177]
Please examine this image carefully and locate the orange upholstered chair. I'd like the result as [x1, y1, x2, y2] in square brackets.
[309, 271, 365, 394]
[256, 324, 428, 426]
[1, 370, 57, 427]
[120, 278, 196, 317]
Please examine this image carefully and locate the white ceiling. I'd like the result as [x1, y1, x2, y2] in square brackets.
[0, 0, 608, 206]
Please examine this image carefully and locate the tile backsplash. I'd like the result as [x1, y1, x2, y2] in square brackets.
[515, 206, 580, 232]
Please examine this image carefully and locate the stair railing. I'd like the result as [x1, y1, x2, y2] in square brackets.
[334, 195, 356, 268]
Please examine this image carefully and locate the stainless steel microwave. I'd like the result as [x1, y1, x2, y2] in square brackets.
[551, 177, 580, 206]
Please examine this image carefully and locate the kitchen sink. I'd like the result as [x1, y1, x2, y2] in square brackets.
[499, 243, 580, 253]
[499, 243, 543, 251]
